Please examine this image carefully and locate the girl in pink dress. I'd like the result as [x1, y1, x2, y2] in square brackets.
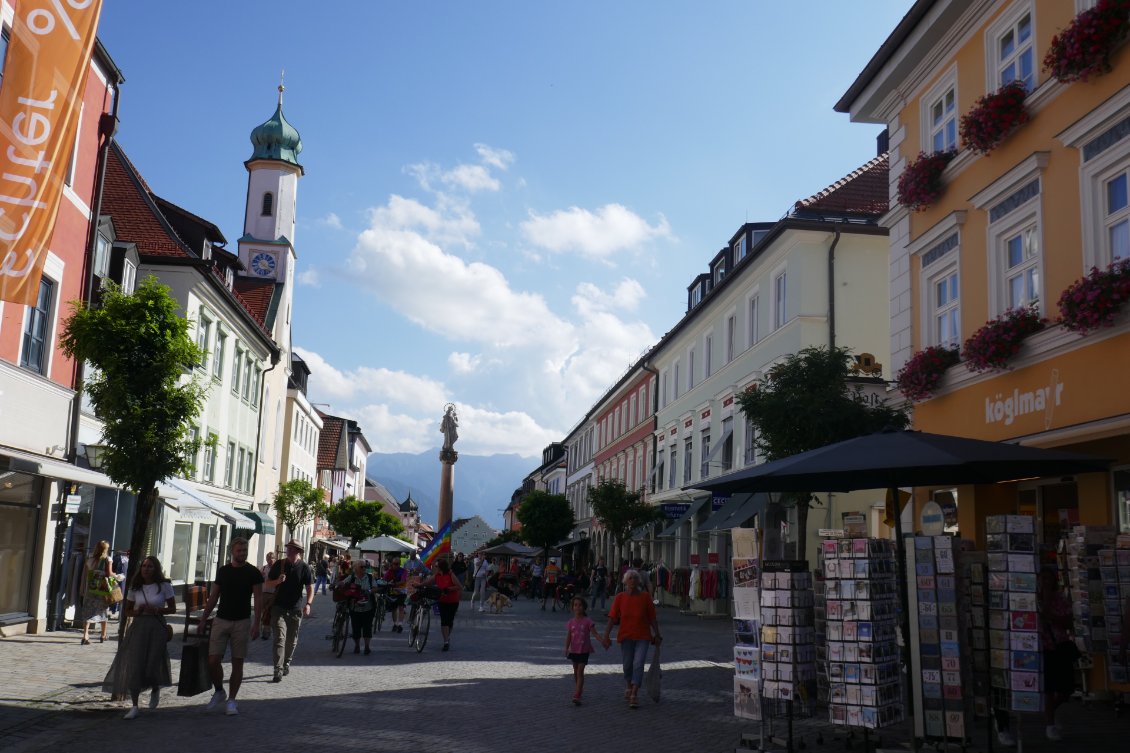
[564, 596, 606, 704]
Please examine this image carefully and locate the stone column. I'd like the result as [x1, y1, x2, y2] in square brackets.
[437, 447, 457, 533]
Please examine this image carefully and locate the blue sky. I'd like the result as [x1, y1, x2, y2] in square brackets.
[98, 2, 911, 459]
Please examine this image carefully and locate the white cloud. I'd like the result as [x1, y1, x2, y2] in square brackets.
[319, 212, 343, 230]
[572, 278, 646, 315]
[294, 347, 448, 409]
[442, 164, 499, 193]
[368, 194, 479, 249]
[521, 204, 672, 259]
[296, 267, 320, 287]
[474, 143, 514, 171]
[448, 352, 482, 374]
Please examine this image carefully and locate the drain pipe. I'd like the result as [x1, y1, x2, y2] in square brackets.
[827, 225, 842, 351]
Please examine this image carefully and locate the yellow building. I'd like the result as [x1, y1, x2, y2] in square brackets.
[838, 0, 1130, 546]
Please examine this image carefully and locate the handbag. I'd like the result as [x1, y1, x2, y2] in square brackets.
[177, 640, 213, 696]
[165, 623, 174, 643]
[645, 644, 662, 703]
[109, 585, 124, 604]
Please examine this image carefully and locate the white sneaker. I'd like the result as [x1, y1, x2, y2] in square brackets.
[123, 706, 139, 720]
[149, 688, 160, 709]
[206, 688, 227, 711]
[225, 699, 239, 716]
[1046, 724, 1063, 741]
[997, 730, 1016, 747]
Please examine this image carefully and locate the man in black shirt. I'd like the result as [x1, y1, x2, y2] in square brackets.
[265, 539, 314, 682]
[200, 537, 263, 716]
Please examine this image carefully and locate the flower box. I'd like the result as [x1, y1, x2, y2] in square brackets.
[959, 81, 1030, 155]
[961, 306, 1046, 373]
[1044, 0, 1130, 83]
[896, 345, 961, 402]
[1057, 258, 1130, 334]
[897, 150, 956, 211]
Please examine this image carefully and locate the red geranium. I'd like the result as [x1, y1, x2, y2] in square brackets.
[961, 306, 1046, 373]
[1044, 0, 1130, 83]
[895, 345, 961, 402]
[1057, 258, 1130, 333]
[897, 150, 956, 211]
[959, 81, 1030, 155]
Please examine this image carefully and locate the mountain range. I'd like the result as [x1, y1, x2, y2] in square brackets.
[366, 450, 536, 529]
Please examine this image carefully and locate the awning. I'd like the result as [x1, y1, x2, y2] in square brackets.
[0, 446, 117, 487]
[698, 492, 767, 532]
[657, 496, 710, 538]
[244, 511, 275, 535]
[313, 537, 350, 551]
[159, 478, 256, 527]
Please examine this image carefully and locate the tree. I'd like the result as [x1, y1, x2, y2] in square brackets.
[323, 497, 405, 547]
[516, 490, 574, 566]
[273, 478, 325, 541]
[483, 529, 523, 549]
[588, 480, 663, 552]
[737, 346, 908, 560]
[61, 277, 207, 591]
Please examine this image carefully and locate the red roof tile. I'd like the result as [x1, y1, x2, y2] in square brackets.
[793, 153, 889, 216]
[317, 412, 345, 470]
[233, 278, 275, 328]
[103, 146, 193, 259]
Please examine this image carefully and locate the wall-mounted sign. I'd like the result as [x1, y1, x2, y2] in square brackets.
[712, 494, 729, 511]
[984, 371, 1064, 429]
[661, 502, 691, 520]
[64, 494, 81, 514]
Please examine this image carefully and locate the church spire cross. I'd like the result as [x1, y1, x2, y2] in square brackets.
[278, 69, 285, 106]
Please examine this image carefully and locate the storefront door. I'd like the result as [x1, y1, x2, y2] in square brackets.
[0, 472, 43, 620]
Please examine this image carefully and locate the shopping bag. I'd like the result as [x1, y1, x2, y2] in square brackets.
[645, 644, 661, 703]
[177, 640, 213, 697]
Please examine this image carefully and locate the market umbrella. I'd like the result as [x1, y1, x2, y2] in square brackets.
[355, 535, 416, 554]
[480, 541, 539, 557]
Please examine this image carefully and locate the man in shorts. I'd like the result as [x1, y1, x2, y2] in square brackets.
[199, 537, 263, 716]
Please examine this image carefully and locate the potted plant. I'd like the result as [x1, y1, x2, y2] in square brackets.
[961, 306, 1046, 372]
[1044, 0, 1130, 83]
[896, 344, 962, 402]
[897, 150, 957, 211]
[1057, 257, 1130, 333]
[959, 81, 1030, 155]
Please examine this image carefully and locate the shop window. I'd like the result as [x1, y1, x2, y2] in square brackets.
[1116, 469, 1130, 533]
[0, 473, 43, 615]
[169, 522, 192, 583]
[195, 525, 214, 581]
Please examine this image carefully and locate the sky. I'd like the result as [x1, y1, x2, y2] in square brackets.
[97, 1, 911, 460]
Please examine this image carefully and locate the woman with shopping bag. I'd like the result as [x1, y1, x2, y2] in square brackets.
[81, 540, 113, 645]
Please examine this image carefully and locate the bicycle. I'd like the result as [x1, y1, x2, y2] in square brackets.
[407, 585, 441, 653]
[330, 598, 351, 658]
[373, 580, 399, 632]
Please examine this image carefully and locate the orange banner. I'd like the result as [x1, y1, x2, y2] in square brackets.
[0, 0, 103, 305]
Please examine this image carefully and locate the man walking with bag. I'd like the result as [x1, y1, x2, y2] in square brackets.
[199, 538, 262, 716]
[265, 540, 314, 682]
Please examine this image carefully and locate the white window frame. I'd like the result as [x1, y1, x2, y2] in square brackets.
[999, 219, 1041, 311]
[688, 347, 696, 390]
[920, 65, 958, 154]
[928, 262, 961, 348]
[629, 394, 637, 428]
[726, 314, 736, 363]
[704, 334, 712, 379]
[748, 292, 760, 347]
[213, 329, 226, 381]
[690, 285, 702, 308]
[772, 269, 788, 330]
[225, 441, 235, 488]
[19, 274, 57, 376]
[734, 235, 747, 262]
[673, 360, 680, 400]
[202, 432, 216, 483]
[911, 211, 966, 349]
[196, 311, 212, 371]
[985, 1, 1037, 91]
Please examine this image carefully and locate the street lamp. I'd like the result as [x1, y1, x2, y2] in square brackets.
[82, 442, 108, 470]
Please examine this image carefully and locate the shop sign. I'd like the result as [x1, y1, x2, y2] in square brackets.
[842, 513, 867, 536]
[690, 554, 701, 565]
[712, 494, 729, 510]
[64, 494, 81, 514]
[984, 372, 1064, 429]
[661, 502, 691, 519]
[708, 552, 719, 564]
[819, 528, 845, 537]
[920, 500, 945, 536]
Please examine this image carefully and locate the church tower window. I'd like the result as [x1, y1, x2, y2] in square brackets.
[261, 191, 274, 216]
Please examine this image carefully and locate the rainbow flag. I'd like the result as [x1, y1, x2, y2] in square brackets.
[420, 520, 452, 569]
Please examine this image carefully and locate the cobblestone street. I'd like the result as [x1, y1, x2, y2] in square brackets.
[0, 594, 749, 753]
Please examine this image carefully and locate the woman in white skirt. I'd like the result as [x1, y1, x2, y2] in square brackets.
[104, 555, 176, 719]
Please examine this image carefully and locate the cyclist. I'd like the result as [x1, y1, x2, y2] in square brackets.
[341, 560, 377, 655]
[421, 558, 463, 651]
[381, 554, 409, 634]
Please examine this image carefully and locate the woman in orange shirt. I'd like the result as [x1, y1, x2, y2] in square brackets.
[602, 569, 662, 708]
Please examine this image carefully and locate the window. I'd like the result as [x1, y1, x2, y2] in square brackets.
[688, 348, 696, 389]
[251, 367, 261, 409]
[235, 447, 246, 490]
[187, 427, 200, 477]
[683, 439, 693, 484]
[725, 316, 735, 363]
[700, 430, 711, 479]
[668, 446, 677, 489]
[261, 192, 274, 216]
[225, 442, 235, 487]
[673, 362, 680, 399]
[721, 416, 734, 471]
[232, 345, 243, 395]
[641, 384, 649, 417]
[734, 236, 747, 262]
[744, 414, 758, 466]
[64, 104, 82, 187]
[196, 314, 211, 370]
[614, 408, 620, 439]
[748, 296, 759, 346]
[773, 272, 787, 329]
[661, 370, 668, 408]
[121, 259, 136, 293]
[93, 233, 110, 278]
[990, 5, 1035, 90]
[243, 450, 255, 492]
[1105, 171, 1130, 262]
[704, 336, 712, 379]
[690, 286, 702, 308]
[629, 395, 637, 427]
[20, 278, 54, 375]
[213, 331, 226, 380]
[714, 262, 726, 284]
[929, 86, 957, 153]
[0, 28, 9, 86]
[242, 357, 252, 401]
[1003, 224, 1040, 309]
[170, 523, 192, 583]
[202, 434, 216, 483]
[931, 267, 960, 347]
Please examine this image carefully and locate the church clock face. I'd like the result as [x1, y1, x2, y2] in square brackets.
[250, 251, 277, 277]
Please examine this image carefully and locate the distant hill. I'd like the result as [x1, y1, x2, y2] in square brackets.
[366, 450, 535, 529]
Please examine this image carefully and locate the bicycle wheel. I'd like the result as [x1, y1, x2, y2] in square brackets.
[331, 609, 345, 655]
[374, 598, 386, 632]
[334, 608, 349, 658]
[407, 604, 419, 645]
[414, 602, 431, 653]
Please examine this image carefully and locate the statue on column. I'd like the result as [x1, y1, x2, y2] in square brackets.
[440, 403, 459, 463]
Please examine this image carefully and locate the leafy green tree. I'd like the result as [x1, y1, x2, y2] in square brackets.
[323, 496, 405, 547]
[588, 480, 663, 551]
[273, 478, 325, 540]
[61, 277, 207, 590]
[517, 490, 574, 565]
[737, 346, 908, 560]
[483, 529, 523, 549]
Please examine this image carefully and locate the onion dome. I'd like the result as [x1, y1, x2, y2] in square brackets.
[249, 82, 302, 167]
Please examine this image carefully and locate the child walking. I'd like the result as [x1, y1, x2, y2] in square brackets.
[564, 596, 607, 705]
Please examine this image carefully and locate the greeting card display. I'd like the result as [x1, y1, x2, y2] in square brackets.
[760, 560, 817, 715]
[985, 515, 1043, 713]
[730, 529, 762, 721]
[821, 537, 902, 729]
[1098, 543, 1130, 684]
